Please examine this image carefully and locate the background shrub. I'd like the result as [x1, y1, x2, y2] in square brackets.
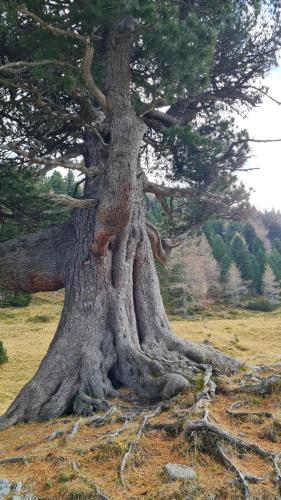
[0, 341, 8, 365]
[244, 297, 278, 312]
[0, 289, 32, 308]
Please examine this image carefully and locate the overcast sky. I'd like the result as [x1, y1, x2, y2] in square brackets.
[238, 66, 281, 212]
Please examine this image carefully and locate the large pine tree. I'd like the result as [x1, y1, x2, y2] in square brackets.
[0, 0, 281, 428]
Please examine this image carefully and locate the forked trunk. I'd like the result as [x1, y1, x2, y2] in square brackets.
[0, 145, 239, 428]
[0, 24, 239, 429]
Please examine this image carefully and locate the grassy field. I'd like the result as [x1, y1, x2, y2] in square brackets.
[0, 293, 281, 499]
[1, 293, 281, 414]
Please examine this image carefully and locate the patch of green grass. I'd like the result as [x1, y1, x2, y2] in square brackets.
[247, 397, 261, 408]
[26, 315, 52, 323]
[43, 479, 53, 490]
[58, 473, 71, 483]
[194, 373, 205, 391]
[0, 341, 8, 365]
[238, 364, 247, 373]
[0, 311, 15, 320]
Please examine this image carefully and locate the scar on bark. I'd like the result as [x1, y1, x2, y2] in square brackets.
[90, 220, 180, 264]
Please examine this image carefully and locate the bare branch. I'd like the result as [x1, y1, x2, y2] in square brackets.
[81, 40, 107, 109]
[146, 221, 181, 265]
[138, 99, 167, 118]
[0, 59, 77, 74]
[245, 85, 281, 105]
[18, 5, 87, 43]
[247, 138, 281, 143]
[143, 178, 194, 199]
[42, 191, 98, 209]
[0, 143, 101, 176]
[144, 109, 180, 128]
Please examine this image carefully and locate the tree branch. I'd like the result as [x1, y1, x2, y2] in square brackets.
[18, 4, 87, 43]
[143, 178, 195, 199]
[0, 143, 101, 176]
[17, 4, 107, 109]
[0, 59, 77, 74]
[43, 191, 98, 209]
[81, 40, 107, 109]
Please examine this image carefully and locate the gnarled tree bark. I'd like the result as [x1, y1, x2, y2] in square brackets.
[0, 21, 240, 430]
[0, 163, 239, 429]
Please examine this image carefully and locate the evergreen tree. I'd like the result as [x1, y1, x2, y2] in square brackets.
[230, 232, 254, 284]
[208, 234, 231, 282]
[40, 171, 66, 194]
[269, 249, 281, 282]
[0, 0, 280, 427]
[224, 222, 242, 243]
[272, 237, 281, 253]
[65, 170, 76, 196]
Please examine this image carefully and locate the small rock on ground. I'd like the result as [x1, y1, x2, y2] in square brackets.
[0, 479, 10, 499]
[0, 479, 35, 499]
[164, 463, 197, 481]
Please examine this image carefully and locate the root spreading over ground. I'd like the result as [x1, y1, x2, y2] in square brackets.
[0, 362, 281, 499]
[1, 296, 281, 498]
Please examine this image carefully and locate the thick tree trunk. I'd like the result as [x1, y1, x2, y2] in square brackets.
[0, 171, 239, 429]
[0, 23, 239, 430]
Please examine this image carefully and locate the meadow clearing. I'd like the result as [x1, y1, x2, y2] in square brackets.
[1, 292, 280, 415]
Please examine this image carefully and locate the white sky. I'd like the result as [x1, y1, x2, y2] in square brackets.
[238, 66, 281, 212]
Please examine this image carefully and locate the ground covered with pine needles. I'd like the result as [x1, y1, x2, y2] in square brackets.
[0, 293, 281, 499]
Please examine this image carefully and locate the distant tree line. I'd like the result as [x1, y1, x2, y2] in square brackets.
[204, 213, 281, 292]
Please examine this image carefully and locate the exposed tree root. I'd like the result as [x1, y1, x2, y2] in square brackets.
[118, 404, 162, 485]
[184, 415, 281, 497]
[78, 474, 109, 500]
[68, 418, 82, 438]
[0, 455, 28, 465]
[1, 365, 281, 498]
[226, 408, 273, 419]
[86, 406, 120, 427]
[185, 418, 272, 458]
[226, 375, 281, 395]
[92, 421, 129, 446]
[216, 444, 250, 500]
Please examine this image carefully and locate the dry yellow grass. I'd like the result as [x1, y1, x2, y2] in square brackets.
[0, 292, 281, 499]
[1, 292, 281, 413]
[0, 292, 63, 414]
[173, 314, 281, 366]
